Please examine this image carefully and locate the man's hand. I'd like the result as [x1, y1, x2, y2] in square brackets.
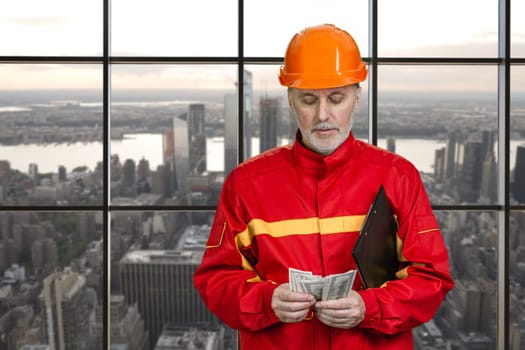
[271, 283, 316, 323]
[313, 290, 365, 329]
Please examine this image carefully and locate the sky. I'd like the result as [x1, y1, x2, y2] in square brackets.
[0, 0, 524, 92]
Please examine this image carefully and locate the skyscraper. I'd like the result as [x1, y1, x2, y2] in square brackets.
[120, 250, 217, 349]
[43, 270, 92, 350]
[109, 294, 149, 350]
[259, 97, 280, 153]
[445, 131, 458, 180]
[188, 104, 206, 174]
[512, 145, 525, 203]
[458, 141, 483, 202]
[224, 93, 238, 177]
[244, 69, 253, 159]
[173, 114, 189, 194]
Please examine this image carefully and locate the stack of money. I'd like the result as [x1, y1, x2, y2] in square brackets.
[288, 267, 357, 300]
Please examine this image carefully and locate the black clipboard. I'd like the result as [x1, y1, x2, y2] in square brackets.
[352, 185, 399, 289]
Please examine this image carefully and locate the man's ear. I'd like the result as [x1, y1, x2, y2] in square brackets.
[354, 86, 362, 110]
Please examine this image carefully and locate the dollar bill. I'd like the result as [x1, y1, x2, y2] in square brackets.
[321, 269, 356, 300]
[289, 267, 356, 301]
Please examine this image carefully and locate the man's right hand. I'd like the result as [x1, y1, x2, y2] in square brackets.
[271, 283, 316, 323]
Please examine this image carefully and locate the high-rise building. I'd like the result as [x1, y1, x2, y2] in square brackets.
[445, 131, 458, 180]
[512, 145, 525, 203]
[480, 151, 498, 203]
[0, 160, 10, 185]
[120, 250, 217, 349]
[458, 141, 483, 202]
[188, 104, 206, 175]
[259, 97, 280, 153]
[43, 270, 92, 350]
[109, 294, 149, 350]
[137, 158, 150, 181]
[28, 163, 38, 184]
[386, 138, 396, 153]
[123, 159, 137, 188]
[173, 114, 189, 194]
[244, 69, 253, 159]
[434, 147, 446, 181]
[58, 166, 67, 182]
[224, 93, 238, 177]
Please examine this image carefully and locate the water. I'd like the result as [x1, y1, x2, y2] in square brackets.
[1, 134, 471, 175]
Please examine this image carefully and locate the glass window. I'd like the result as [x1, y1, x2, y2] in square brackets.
[378, 65, 498, 205]
[511, 66, 525, 204]
[110, 64, 237, 206]
[510, 210, 525, 348]
[109, 210, 232, 349]
[244, 0, 368, 57]
[416, 210, 498, 349]
[512, 0, 525, 57]
[0, 64, 103, 206]
[111, 0, 237, 56]
[0, 0, 102, 56]
[0, 211, 104, 348]
[378, 0, 498, 57]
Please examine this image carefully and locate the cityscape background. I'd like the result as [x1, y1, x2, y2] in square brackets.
[0, 75, 524, 349]
[1, 0, 525, 349]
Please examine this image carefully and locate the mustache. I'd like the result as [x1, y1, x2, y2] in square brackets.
[311, 123, 339, 132]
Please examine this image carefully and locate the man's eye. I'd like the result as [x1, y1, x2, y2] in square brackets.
[329, 95, 344, 104]
[302, 97, 317, 105]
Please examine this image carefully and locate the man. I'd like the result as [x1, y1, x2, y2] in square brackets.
[194, 24, 454, 349]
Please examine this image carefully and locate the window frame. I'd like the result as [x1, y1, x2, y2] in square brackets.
[1, 0, 525, 348]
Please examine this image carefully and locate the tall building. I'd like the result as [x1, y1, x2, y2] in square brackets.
[173, 114, 189, 194]
[445, 131, 458, 180]
[224, 93, 238, 177]
[480, 151, 498, 203]
[109, 294, 149, 350]
[28, 163, 38, 184]
[120, 250, 217, 349]
[188, 104, 206, 175]
[58, 166, 67, 182]
[434, 147, 446, 181]
[122, 159, 137, 189]
[512, 145, 525, 203]
[43, 270, 92, 350]
[0, 160, 10, 184]
[386, 138, 396, 153]
[244, 69, 253, 159]
[259, 97, 280, 153]
[458, 141, 483, 202]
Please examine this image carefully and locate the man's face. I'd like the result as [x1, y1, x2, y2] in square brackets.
[288, 84, 361, 155]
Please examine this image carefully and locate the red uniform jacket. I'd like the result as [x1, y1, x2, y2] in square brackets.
[194, 133, 454, 350]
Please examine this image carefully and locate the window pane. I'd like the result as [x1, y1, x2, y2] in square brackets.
[0, 211, 104, 348]
[110, 210, 237, 349]
[378, 65, 498, 205]
[0, 0, 102, 56]
[110, 64, 237, 206]
[111, 0, 237, 56]
[0, 64, 103, 206]
[244, 64, 369, 159]
[378, 0, 498, 57]
[511, 66, 525, 204]
[244, 0, 368, 57]
[512, 0, 525, 57]
[510, 211, 525, 348]
[416, 210, 497, 349]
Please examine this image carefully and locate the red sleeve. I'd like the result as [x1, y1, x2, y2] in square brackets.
[357, 166, 454, 334]
[193, 176, 281, 331]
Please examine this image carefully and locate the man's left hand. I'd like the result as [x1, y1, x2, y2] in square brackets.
[312, 290, 365, 329]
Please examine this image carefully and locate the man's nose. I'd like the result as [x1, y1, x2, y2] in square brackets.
[318, 99, 330, 121]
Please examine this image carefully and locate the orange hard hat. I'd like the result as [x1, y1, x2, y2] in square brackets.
[279, 24, 367, 89]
